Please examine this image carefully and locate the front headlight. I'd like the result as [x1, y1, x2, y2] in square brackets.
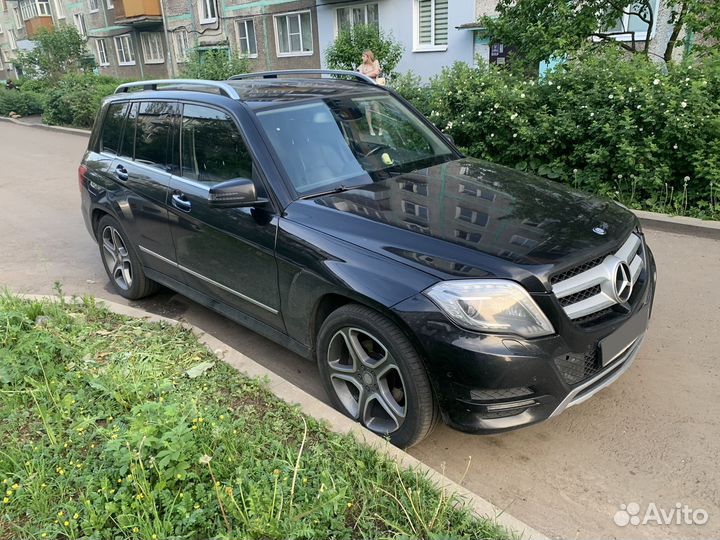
[424, 279, 555, 338]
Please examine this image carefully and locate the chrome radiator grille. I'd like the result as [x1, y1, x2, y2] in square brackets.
[552, 233, 644, 320]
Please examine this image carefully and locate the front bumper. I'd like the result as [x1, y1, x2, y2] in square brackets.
[392, 247, 656, 434]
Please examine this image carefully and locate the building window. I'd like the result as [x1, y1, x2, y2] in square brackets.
[602, 0, 660, 42]
[274, 11, 312, 56]
[402, 200, 429, 220]
[510, 234, 539, 249]
[19, 0, 50, 19]
[235, 19, 257, 57]
[12, 6, 22, 28]
[114, 34, 135, 65]
[458, 183, 495, 201]
[140, 32, 164, 64]
[8, 29, 17, 50]
[199, 0, 216, 23]
[455, 205, 489, 226]
[52, 0, 64, 18]
[414, 0, 448, 51]
[401, 179, 428, 196]
[88, 0, 99, 13]
[73, 13, 87, 36]
[335, 3, 378, 35]
[95, 38, 109, 66]
[174, 29, 190, 63]
[455, 229, 482, 243]
[106, 0, 113, 8]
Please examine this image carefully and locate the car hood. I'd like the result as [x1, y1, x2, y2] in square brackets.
[284, 158, 637, 286]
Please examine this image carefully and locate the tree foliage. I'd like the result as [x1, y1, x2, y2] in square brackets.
[325, 24, 404, 78]
[17, 25, 88, 81]
[480, 0, 719, 68]
[180, 49, 251, 81]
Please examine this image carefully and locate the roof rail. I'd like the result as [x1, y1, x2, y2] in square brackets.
[114, 79, 241, 100]
[228, 69, 376, 85]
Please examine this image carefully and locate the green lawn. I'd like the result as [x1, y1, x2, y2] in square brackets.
[0, 293, 511, 539]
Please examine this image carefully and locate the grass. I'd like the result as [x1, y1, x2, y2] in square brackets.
[0, 292, 512, 540]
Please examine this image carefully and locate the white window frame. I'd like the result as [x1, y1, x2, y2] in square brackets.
[114, 34, 136, 66]
[0, 22, 3, 34]
[199, 0, 217, 24]
[598, 0, 660, 42]
[8, 29, 17, 50]
[88, 0, 99, 13]
[53, 0, 65, 18]
[174, 29, 190, 63]
[106, 0, 114, 9]
[235, 18, 257, 58]
[96, 38, 109, 66]
[333, 2, 379, 36]
[412, 0, 448, 52]
[273, 10, 313, 57]
[73, 13, 87, 36]
[140, 32, 164, 64]
[13, 5, 23, 27]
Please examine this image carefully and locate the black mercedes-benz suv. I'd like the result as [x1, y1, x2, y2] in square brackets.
[79, 70, 656, 447]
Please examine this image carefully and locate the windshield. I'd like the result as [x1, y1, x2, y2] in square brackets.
[254, 94, 455, 196]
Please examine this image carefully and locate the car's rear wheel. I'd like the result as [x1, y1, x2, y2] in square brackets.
[97, 215, 157, 300]
[317, 304, 438, 448]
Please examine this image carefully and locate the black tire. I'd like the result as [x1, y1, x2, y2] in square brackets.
[317, 304, 438, 448]
[96, 215, 158, 300]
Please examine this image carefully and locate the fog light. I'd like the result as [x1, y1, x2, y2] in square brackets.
[486, 399, 537, 412]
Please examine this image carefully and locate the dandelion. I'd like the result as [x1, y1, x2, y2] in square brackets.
[135, 494, 144, 500]
[64, 521, 70, 527]
[219, 415, 224, 421]
[2, 498, 9, 504]
[179, 492, 184, 498]
[111, 434, 118, 440]
[73, 513, 79, 519]
[57, 511, 64, 517]
[133, 528, 139, 533]
[5, 490, 12, 496]
[11, 484, 19, 491]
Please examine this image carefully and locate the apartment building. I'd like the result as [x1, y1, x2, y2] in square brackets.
[0, 0, 324, 80]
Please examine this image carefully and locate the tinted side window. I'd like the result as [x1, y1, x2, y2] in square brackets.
[101, 102, 128, 155]
[135, 101, 175, 170]
[181, 104, 252, 184]
[119, 102, 138, 159]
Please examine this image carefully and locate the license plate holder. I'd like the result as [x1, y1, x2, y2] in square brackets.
[599, 304, 649, 366]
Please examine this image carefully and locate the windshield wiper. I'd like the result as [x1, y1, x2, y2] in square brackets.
[299, 185, 357, 200]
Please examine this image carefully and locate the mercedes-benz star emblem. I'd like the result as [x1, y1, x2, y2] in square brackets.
[613, 262, 633, 303]
[592, 226, 607, 236]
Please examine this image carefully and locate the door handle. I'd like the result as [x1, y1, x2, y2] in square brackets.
[172, 192, 192, 212]
[115, 164, 129, 181]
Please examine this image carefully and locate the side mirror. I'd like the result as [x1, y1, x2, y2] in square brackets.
[208, 178, 269, 208]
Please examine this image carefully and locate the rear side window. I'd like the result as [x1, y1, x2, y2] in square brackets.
[119, 102, 138, 159]
[101, 102, 128, 154]
[180, 104, 252, 184]
[135, 101, 176, 170]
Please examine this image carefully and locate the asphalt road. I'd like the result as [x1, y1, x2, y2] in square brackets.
[1, 121, 719, 539]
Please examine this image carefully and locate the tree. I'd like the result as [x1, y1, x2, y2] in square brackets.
[17, 25, 87, 81]
[480, 0, 719, 68]
[325, 24, 404, 78]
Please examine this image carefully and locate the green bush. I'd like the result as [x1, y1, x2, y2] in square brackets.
[180, 49, 251, 81]
[396, 49, 720, 219]
[43, 74, 120, 128]
[325, 24, 404, 78]
[0, 89, 45, 116]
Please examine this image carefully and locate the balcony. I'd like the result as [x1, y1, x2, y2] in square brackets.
[25, 15, 53, 38]
[114, 0, 162, 26]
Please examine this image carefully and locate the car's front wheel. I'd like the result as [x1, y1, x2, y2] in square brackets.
[317, 304, 438, 448]
[97, 215, 158, 300]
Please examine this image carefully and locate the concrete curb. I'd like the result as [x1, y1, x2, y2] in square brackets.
[20, 293, 547, 540]
[0, 115, 91, 136]
[634, 209, 720, 240]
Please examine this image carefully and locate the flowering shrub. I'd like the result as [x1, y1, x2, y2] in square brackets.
[394, 49, 720, 218]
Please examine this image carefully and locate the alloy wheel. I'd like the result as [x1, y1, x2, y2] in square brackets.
[326, 327, 407, 434]
[101, 225, 133, 291]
